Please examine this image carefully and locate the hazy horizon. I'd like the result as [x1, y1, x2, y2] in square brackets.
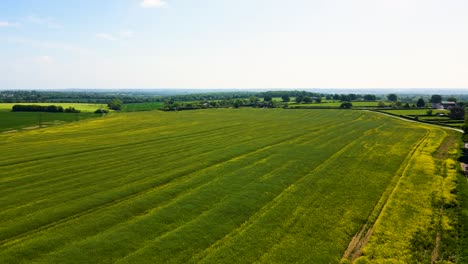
[1, 0, 467, 89]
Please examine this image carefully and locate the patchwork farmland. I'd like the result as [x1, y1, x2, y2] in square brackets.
[0, 109, 463, 263]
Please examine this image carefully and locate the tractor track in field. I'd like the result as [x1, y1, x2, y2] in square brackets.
[191, 124, 386, 263]
[0, 130, 314, 249]
[342, 129, 431, 262]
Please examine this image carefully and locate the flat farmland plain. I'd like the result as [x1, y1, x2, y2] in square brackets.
[0, 109, 461, 263]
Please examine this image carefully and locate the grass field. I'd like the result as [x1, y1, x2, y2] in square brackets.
[380, 109, 465, 129]
[289, 101, 382, 107]
[122, 102, 164, 112]
[381, 109, 448, 116]
[0, 111, 98, 133]
[0, 109, 463, 263]
[0, 103, 106, 112]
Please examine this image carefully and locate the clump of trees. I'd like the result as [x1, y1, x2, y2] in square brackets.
[94, 109, 109, 114]
[340, 102, 353, 109]
[108, 99, 123, 111]
[430, 95, 442, 104]
[449, 107, 465, 120]
[416, 98, 425, 107]
[12, 105, 80, 113]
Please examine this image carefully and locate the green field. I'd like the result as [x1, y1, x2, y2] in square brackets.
[122, 102, 164, 112]
[0, 103, 106, 112]
[0, 109, 463, 263]
[380, 109, 465, 128]
[0, 103, 107, 133]
[0, 111, 98, 133]
[290, 101, 382, 107]
[381, 109, 449, 116]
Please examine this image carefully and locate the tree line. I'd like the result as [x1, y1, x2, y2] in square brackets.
[11, 105, 81, 113]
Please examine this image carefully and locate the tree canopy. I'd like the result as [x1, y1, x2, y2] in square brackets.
[387, 94, 398, 102]
[430, 95, 442, 104]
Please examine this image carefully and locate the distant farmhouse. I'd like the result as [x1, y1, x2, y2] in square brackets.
[432, 101, 457, 110]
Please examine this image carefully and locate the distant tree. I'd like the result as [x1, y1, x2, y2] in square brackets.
[395, 101, 402, 107]
[249, 96, 259, 105]
[416, 98, 425, 108]
[340, 102, 353, 109]
[426, 109, 433, 116]
[315, 98, 322, 103]
[387, 94, 398, 102]
[302, 96, 313, 103]
[108, 98, 123, 111]
[363, 94, 377, 101]
[404, 103, 410, 108]
[349, 94, 357, 101]
[263, 95, 273, 102]
[333, 94, 340, 100]
[233, 99, 242, 108]
[447, 96, 457, 103]
[281, 95, 290, 102]
[378, 101, 386, 107]
[340, 94, 351, 101]
[449, 107, 465, 120]
[295, 95, 304, 103]
[94, 109, 109, 114]
[430, 94, 442, 104]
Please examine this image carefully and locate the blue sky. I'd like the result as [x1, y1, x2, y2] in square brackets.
[0, 0, 467, 89]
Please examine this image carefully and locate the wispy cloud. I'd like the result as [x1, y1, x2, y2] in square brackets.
[141, 0, 167, 8]
[26, 16, 63, 29]
[96, 33, 118, 41]
[0, 21, 17, 27]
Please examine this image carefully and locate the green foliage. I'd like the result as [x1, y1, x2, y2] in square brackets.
[417, 98, 426, 107]
[94, 109, 109, 114]
[387, 94, 398, 102]
[449, 107, 465, 120]
[108, 98, 123, 111]
[340, 102, 353, 109]
[363, 94, 376, 101]
[302, 96, 313, 103]
[281, 95, 290, 102]
[431, 94, 443, 104]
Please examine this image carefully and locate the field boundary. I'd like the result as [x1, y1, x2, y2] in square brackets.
[369, 110, 464, 133]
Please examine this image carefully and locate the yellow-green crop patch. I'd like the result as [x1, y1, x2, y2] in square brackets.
[0, 109, 462, 263]
[0, 103, 107, 112]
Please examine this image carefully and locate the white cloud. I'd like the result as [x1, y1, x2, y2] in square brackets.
[96, 33, 118, 41]
[141, 0, 167, 8]
[26, 16, 63, 29]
